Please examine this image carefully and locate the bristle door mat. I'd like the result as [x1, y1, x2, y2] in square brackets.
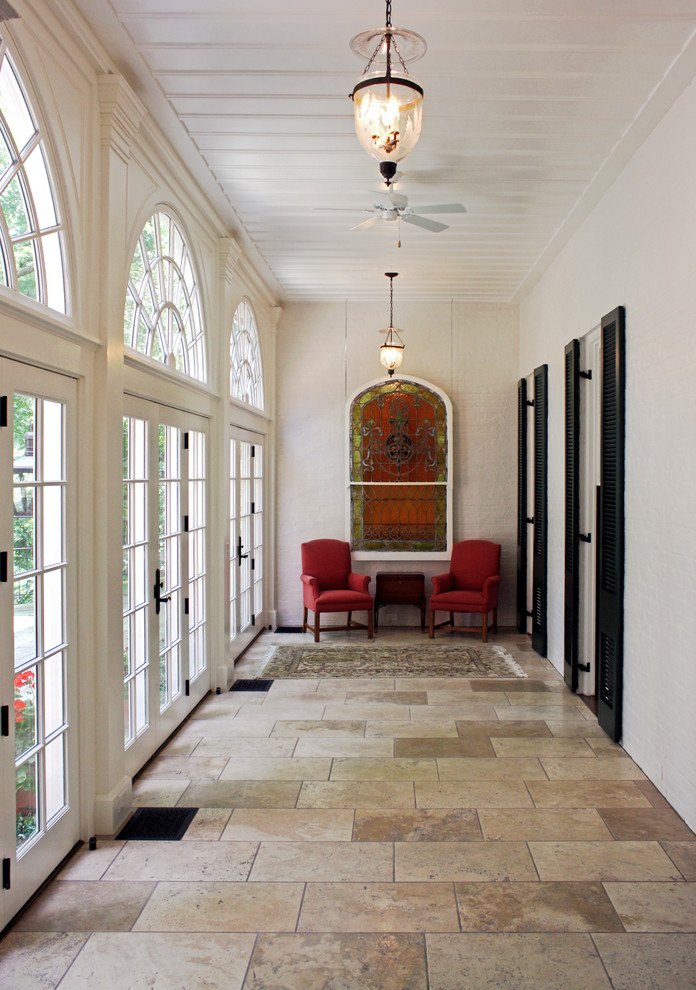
[230, 678, 274, 692]
[116, 807, 198, 841]
[275, 625, 304, 633]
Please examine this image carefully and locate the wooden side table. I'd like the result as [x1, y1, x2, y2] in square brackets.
[374, 572, 426, 631]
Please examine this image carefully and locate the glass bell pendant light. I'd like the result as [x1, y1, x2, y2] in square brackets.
[350, 0, 426, 185]
[379, 272, 405, 376]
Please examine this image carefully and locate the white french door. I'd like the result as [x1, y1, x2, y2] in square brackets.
[0, 360, 79, 929]
[578, 328, 601, 696]
[122, 399, 209, 776]
[229, 428, 265, 657]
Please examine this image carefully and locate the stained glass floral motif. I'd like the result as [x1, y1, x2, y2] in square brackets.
[230, 300, 264, 409]
[124, 211, 207, 383]
[0, 43, 67, 312]
[350, 380, 448, 551]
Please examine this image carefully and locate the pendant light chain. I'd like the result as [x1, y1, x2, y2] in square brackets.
[385, 0, 392, 28]
[389, 274, 394, 326]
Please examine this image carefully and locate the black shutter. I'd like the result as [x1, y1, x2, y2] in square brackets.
[596, 307, 625, 741]
[564, 340, 580, 690]
[516, 377, 528, 633]
[531, 364, 548, 656]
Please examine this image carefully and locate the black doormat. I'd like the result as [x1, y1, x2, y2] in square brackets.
[275, 625, 304, 633]
[230, 678, 274, 692]
[116, 807, 198, 841]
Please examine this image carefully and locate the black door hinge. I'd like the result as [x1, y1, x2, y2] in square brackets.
[183, 432, 189, 449]
[579, 533, 592, 543]
[578, 662, 591, 672]
[526, 399, 535, 407]
[526, 517, 534, 524]
[184, 597, 189, 615]
[2, 858, 10, 890]
[251, 445, 255, 457]
[251, 502, 255, 514]
[1, 705, 9, 737]
[0, 396, 7, 428]
[579, 369, 592, 380]
[526, 610, 533, 618]
[251, 558, 255, 571]
[251, 614, 256, 626]
[185, 679, 190, 696]
[0, 551, 7, 582]
[183, 515, 189, 532]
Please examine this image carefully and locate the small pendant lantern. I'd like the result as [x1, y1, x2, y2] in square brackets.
[379, 272, 405, 376]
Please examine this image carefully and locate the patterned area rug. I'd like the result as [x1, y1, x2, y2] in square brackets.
[262, 643, 527, 679]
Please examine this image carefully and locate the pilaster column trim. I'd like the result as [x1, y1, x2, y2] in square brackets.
[97, 74, 146, 163]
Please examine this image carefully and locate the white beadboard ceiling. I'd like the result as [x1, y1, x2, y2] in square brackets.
[72, 0, 696, 303]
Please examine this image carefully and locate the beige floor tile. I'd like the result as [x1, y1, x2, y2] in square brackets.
[322, 702, 414, 721]
[234, 703, 328, 721]
[416, 781, 534, 809]
[267, 680, 321, 695]
[57, 841, 125, 880]
[294, 736, 394, 758]
[272, 719, 365, 737]
[14, 880, 156, 932]
[102, 840, 258, 882]
[396, 840, 537, 882]
[242, 932, 428, 990]
[599, 808, 695, 841]
[495, 705, 589, 721]
[395, 736, 495, 758]
[180, 779, 301, 808]
[249, 840, 394, 882]
[470, 679, 550, 693]
[58, 932, 256, 990]
[222, 808, 354, 842]
[131, 779, 189, 807]
[158, 736, 202, 757]
[394, 677, 474, 692]
[527, 780, 651, 808]
[456, 719, 552, 738]
[604, 881, 696, 931]
[545, 722, 607, 737]
[194, 737, 296, 758]
[178, 719, 279, 739]
[479, 808, 612, 841]
[299, 882, 459, 933]
[540, 758, 646, 780]
[298, 780, 415, 809]
[345, 690, 429, 705]
[133, 881, 303, 932]
[354, 809, 482, 842]
[592, 933, 696, 989]
[0, 932, 89, 988]
[315, 677, 395, 694]
[411, 703, 498, 721]
[426, 933, 612, 989]
[529, 840, 684, 881]
[492, 737, 595, 757]
[662, 841, 696, 879]
[330, 757, 438, 781]
[505, 693, 589, 708]
[455, 881, 624, 932]
[367, 720, 458, 737]
[437, 757, 546, 781]
[138, 755, 228, 781]
[219, 756, 331, 780]
[181, 808, 232, 840]
[635, 778, 675, 808]
[585, 737, 628, 756]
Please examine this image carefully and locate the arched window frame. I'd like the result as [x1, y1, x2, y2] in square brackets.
[347, 376, 453, 561]
[123, 209, 207, 383]
[230, 299, 264, 411]
[0, 38, 70, 315]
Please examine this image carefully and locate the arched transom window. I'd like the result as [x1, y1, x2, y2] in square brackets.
[230, 300, 263, 410]
[0, 42, 68, 313]
[124, 211, 207, 383]
[350, 379, 449, 552]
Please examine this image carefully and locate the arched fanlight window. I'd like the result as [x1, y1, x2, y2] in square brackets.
[0, 41, 68, 313]
[124, 210, 207, 383]
[230, 300, 264, 410]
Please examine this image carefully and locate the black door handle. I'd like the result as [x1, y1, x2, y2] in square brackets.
[237, 536, 249, 567]
[154, 567, 171, 614]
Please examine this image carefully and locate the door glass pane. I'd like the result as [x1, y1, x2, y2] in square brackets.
[14, 576, 36, 663]
[253, 445, 263, 617]
[43, 568, 63, 653]
[14, 666, 37, 758]
[16, 755, 38, 851]
[42, 401, 63, 481]
[44, 737, 65, 822]
[44, 652, 64, 738]
[42, 485, 63, 566]
[13, 489, 34, 572]
[123, 417, 149, 747]
[158, 424, 181, 712]
[229, 437, 237, 639]
[188, 430, 206, 681]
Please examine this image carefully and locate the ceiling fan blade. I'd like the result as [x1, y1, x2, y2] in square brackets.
[350, 216, 382, 231]
[411, 204, 467, 214]
[403, 215, 449, 233]
[369, 190, 408, 210]
[313, 208, 375, 214]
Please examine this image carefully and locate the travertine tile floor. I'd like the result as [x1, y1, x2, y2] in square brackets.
[2, 629, 696, 989]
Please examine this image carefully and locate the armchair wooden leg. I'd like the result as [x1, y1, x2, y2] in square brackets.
[493, 608, 498, 634]
[449, 612, 454, 627]
[314, 612, 320, 643]
[367, 608, 374, 640]
[429, 610, 435, 639]
[303, 607, 308, 634]
[348, 611, 352, 626]
[482, 612, 488, 643]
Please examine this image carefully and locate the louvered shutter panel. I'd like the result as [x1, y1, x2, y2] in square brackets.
[564, 340, 580, 690]
[596, 307, 625, 741]
[517, 377, 528, 633]
[531, 364, 548, 656]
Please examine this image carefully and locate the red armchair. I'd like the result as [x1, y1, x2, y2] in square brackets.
[301, 539, 373, 642]
[429, 540, 501, 642]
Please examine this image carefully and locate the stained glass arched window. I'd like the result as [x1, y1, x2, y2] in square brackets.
[124, 210, 207, 383]
[230, 300, 263, 410]
[0, 42, 68, 313]
[350, 379, 449, 552]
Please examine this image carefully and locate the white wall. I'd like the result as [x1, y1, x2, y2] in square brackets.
[276, 300, 519, 628]
[519, 79, 696, 829]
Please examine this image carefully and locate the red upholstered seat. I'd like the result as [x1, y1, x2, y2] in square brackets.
[301, 539, 373, 642]
[429, 540, 501, 642]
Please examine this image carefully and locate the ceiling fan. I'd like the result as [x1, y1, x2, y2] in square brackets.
[316, 189, 466, 234]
